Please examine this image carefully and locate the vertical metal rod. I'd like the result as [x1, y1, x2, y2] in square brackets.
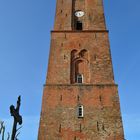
[11, 119, 17, 140]
[10, 96, 22, 140]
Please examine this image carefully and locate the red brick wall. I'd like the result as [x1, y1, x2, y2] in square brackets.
[46, 31, 114, 84]
[38, 0, 124, 139]
[54, 0, 106, 30]
[38, 85, 124, 139]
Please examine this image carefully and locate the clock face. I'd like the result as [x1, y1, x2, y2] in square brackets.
[75, 11, 85, 18]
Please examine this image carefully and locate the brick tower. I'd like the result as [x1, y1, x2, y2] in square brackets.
[38, 0, 124, 140]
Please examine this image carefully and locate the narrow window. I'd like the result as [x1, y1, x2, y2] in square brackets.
[60, 95, 62, 101]
[97, 121, 99, 131]
[80, 124, 82, 132]
[59, 124, 61, 132]
[76, 21, 83, 30]
[77, 74, 83, 83]
[78, 105, 84, 118]
[77, 95, 80, 101]
[99, 95, 102, 102]
[102, 123, 105, 131]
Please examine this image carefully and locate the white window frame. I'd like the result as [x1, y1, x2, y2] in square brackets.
[77, 105, 84, 118]
[77, 74, 83, 83]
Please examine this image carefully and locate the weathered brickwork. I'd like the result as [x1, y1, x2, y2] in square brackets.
[54, 0, 106, 30]
[38, 0, 124, 139]
[47, 31, 114, 85]
[38, 85, 124, 140]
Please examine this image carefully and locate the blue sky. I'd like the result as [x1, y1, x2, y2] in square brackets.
[0, 0, 140, 139]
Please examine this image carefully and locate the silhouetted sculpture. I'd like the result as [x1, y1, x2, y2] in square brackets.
[10, 96, 22, 140]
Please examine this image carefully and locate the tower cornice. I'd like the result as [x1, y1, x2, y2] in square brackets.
[51, 30, 109, 33]
[43, 84, 118, 87]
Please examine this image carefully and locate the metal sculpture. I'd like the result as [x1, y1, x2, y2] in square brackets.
[10, 96, 22, 140]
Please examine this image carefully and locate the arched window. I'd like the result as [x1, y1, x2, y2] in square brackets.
[77, 105, 84, 118]
[71, 49, 78, 60]
[70, 49, 89, 84]
[70, 50, 78, 83]
[79, 49, 88, 58]
[77, 74, 83, 83]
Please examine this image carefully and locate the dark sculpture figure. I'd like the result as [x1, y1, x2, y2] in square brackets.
[10, 96, 22, 140]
